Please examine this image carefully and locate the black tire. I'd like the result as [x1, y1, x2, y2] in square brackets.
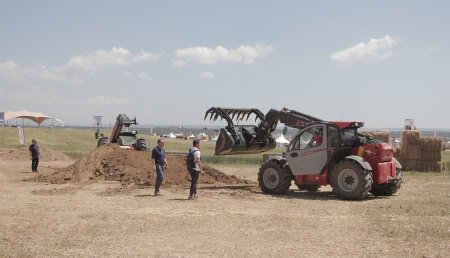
[330, 160, 372, 200]
[370, 169, 402, 196]
[296, 184, 321, 191]
[97, 137, 109, 148]
[136, 138, 149, 151]
[258, 161, 292, 194]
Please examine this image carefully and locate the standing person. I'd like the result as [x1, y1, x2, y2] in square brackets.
[152, 138, 168, 196]
[29, 139, 40, 173]
[187, 139, 205, 200]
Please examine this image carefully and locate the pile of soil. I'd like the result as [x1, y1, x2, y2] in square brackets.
[37, 144, 251, 186]
[1, 146, 73, 162]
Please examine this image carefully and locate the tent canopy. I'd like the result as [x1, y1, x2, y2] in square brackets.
[276, 134, 290, 144]
[3, 110, 63, 125]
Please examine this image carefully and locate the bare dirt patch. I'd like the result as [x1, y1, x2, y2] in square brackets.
[2, 146, 73, 162]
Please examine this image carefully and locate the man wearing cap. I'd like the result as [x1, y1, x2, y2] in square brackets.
[29, 139, 40, 172]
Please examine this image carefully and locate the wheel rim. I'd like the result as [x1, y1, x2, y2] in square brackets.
[263, 168, 279, 190]
[337, 169, 358, 192]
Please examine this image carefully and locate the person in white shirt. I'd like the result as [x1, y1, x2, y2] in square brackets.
[188, 139, 205, 200]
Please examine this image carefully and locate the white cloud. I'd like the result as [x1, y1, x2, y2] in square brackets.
[131, 50, 163, 63]
[123, 72, 152, 80]
[87, 96, 129, 105]
[174, 43, 273, 64]
[0, 47, 160, 83]
[200, 71, 215, 79]
[172, 60, 187, 67]
[330, 36, 398, 65]
[137, 72, 152, 81]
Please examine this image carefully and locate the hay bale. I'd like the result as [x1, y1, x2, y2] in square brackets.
[401, 144, 422, 160]
[420, 137, 443, 151]
[439, 161, 448, 172]
[421, 150, 442, 161]
[360, 131, 390, 143]
[402, 130, 421, 145]
[373, 132, 390, 143]
[393, 147, 401, 159]
[400, 159, 416, 171]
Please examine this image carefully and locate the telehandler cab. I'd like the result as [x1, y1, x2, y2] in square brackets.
[205, 107, 402, 200]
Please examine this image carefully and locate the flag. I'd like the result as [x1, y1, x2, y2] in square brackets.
[0, 112, 4, 125]
[17, 126, 24, 144]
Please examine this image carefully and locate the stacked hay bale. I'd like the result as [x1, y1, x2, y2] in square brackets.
[419, 137, 446, 171]
[399, 131, 446, 172]
[360, 131, 391, 143]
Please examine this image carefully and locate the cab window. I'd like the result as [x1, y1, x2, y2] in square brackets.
[340, 128, 357, 147]
[294, 127, 324, 150]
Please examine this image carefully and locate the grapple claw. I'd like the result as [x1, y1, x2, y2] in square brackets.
[204, 107, 276, 155]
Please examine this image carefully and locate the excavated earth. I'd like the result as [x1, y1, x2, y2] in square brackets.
[34, 144, 251, 186]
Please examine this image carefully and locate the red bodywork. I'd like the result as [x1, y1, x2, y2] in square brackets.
[119, 145, 135, 150]
[293, 126, 397, 187]
[352, 143, 397, 184]
[295, 172, 327, 187]
[329, 121, 365, 129]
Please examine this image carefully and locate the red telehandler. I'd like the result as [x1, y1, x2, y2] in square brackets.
[97, 114, 149, 151]
[205, 107, 402, 200]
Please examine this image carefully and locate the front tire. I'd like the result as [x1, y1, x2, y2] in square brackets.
[370, 169, 402, 196]
[330, 160, 372, 200]
[258, 161, 292, 194]
[136, 138, 150, 151]
[97, 137, 109, 148]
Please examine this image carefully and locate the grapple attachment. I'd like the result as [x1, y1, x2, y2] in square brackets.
[205, 107, 276, 155]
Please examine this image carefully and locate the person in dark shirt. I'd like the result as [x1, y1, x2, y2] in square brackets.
[152, 138, 168, 196]
[28, 139, 40, 173]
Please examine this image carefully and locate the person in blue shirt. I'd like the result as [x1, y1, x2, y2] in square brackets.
[152, 138, 168, 196]
[28, 139, 40, 173]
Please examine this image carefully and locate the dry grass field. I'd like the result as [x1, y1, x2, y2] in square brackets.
[0, 128, 449, 257]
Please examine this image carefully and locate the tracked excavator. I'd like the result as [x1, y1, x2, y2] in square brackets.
[205, 107, 402, 200]
[97, 114, 149, 151]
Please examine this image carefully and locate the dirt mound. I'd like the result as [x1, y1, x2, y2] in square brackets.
[1, 146, 73, 162]
[37, 144, 251, 186]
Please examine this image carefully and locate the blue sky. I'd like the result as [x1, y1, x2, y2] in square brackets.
[1, 1, 449, 128]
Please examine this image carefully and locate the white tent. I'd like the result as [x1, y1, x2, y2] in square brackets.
[276, 134, 290, 147]
[3, 110, 64, 125]
[168, 132, 176, 139]
[211, 135, 218, 141]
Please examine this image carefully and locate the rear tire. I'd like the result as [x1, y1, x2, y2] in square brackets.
[370, 169, 402, 196]
[330, 160, 372, 200]
[258, 161, 292, 194]
[97, 137, 109, 148]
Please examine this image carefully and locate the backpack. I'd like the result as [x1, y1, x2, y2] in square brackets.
[186, 149, 198, 169]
